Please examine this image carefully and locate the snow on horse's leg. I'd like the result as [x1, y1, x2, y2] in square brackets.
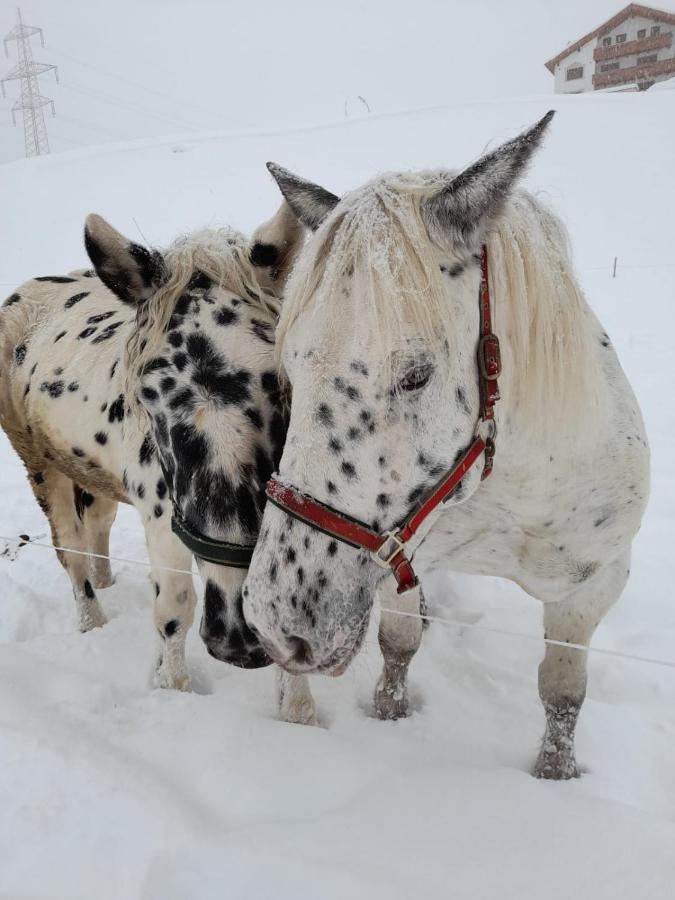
[534, 553, 630, 780]
[277, 669, 317, 725]
[145, 518, 196, 692]
[374, 577, 424, 720]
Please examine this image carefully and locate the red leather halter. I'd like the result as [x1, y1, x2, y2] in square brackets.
[265, 245, 501, 594]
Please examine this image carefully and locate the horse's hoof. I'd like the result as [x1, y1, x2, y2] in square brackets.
[280, 693, 318, 726]
[533, 750, 580, 780]
[79, 604, 107, 632]
[374, 678, 410, 720]
[171, 674, 192, 692]
[155, 666, 192, 692]
[163, 675, 192, 692]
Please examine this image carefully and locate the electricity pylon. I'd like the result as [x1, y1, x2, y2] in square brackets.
[2, 8, 58, 157]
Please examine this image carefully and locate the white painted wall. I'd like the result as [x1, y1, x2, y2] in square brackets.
[553, 40, 596, 93]
[603, 14, 673, 45]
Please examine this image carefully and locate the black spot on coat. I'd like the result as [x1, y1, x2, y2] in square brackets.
[250, 319, 274, 345]
[316, 404, 334, 427]
[87, 311, 115, 324]
[214, 306, 238, 326]
[36, 275, 78, 284]
[64, 291, 89, 309]
[139, 434, 155, 465]
[92, 322, 123, 344]
[108, 394, 125, 423]
[40, 381, 64, 398]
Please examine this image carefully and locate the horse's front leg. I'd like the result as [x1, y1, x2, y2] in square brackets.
[374, 576, 424, 720]
[277, 669, 317, 725]
[534, 553, 630, 779]
[144, 516, 197, 692]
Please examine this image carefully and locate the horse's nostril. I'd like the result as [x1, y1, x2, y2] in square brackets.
[286, 635, 314, 667]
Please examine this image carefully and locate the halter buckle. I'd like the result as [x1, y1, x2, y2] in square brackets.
[371, 530, 407, 569]
[478, 334, 501, 381]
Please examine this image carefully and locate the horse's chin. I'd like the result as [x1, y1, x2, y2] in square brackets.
[277, 653, 354, 677]
[319, 655, 355, 677]
[277, 616, 368, 677]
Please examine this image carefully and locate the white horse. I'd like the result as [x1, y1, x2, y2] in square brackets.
[241, 112, 650, 778]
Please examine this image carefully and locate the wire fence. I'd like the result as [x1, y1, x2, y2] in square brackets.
[3, 259, 674, 290]
[2, 531, 674, 673]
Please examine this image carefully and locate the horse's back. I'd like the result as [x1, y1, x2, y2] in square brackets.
[0, 269, 132, 500]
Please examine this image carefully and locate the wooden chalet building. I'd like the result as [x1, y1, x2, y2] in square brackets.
[545, 4, 675, 92]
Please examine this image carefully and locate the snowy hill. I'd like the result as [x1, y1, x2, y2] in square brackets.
[1, 89, 675, 899]
[0, 0, 624, 164]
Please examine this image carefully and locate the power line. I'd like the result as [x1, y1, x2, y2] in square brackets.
[58, 78, 203, 132]
[47, 45, 215, 130]
[51, 111, 132, 141]
[1, 8, 58, 157]
[40, 127, 79, 148]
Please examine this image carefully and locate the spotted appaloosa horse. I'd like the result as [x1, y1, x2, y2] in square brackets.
[240, 112, 650, 778]
[0, 210, 321, 722]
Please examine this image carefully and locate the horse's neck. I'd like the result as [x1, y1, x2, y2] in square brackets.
[463, 329, 634, 520]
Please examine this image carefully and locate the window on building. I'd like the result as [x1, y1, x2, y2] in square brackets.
[602, 36, 612, 47]
[600, 61, 620, 72]
[566, 66, 584, 80]
[616, 33, 627, 43]
[651, 25, 661, 36]
[637, 54, 658, 65]
[637, 29, 646, 38]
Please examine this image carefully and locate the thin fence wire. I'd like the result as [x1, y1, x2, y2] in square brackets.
[0, 533, 197, 577]
[378, 607, 675, 672]
[3, 260, 675, 289]
[2, 532, 674, 672]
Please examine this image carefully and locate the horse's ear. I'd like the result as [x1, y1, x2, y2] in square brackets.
[266, 162, 340, 231]
[423, 111, 555, 250]
[250, 201, 305, 296]
[84, 214, 166, 305]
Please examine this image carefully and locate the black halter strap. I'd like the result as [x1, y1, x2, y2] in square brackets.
[170, 511, 255, 568]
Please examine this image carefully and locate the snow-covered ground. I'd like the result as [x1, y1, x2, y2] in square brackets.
[1, 90, 674, 899]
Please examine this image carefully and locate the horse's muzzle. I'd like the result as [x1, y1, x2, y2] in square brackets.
[202, 634, 272, 669]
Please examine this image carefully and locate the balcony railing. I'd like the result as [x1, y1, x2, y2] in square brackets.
[593, 55, 675, 88]
[594, 32, 672, 61]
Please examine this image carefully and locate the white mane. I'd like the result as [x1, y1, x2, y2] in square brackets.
[278, 172, 602, 439]
[487, 190, 602, 438]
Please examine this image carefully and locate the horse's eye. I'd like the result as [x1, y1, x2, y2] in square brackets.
[397, 363, 434, 393]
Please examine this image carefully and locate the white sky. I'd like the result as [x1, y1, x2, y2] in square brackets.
[0, 0, 649, 162]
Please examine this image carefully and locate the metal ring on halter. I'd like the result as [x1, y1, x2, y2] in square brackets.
[371, 530, 407, 569]
[476, 418, 497, 443]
